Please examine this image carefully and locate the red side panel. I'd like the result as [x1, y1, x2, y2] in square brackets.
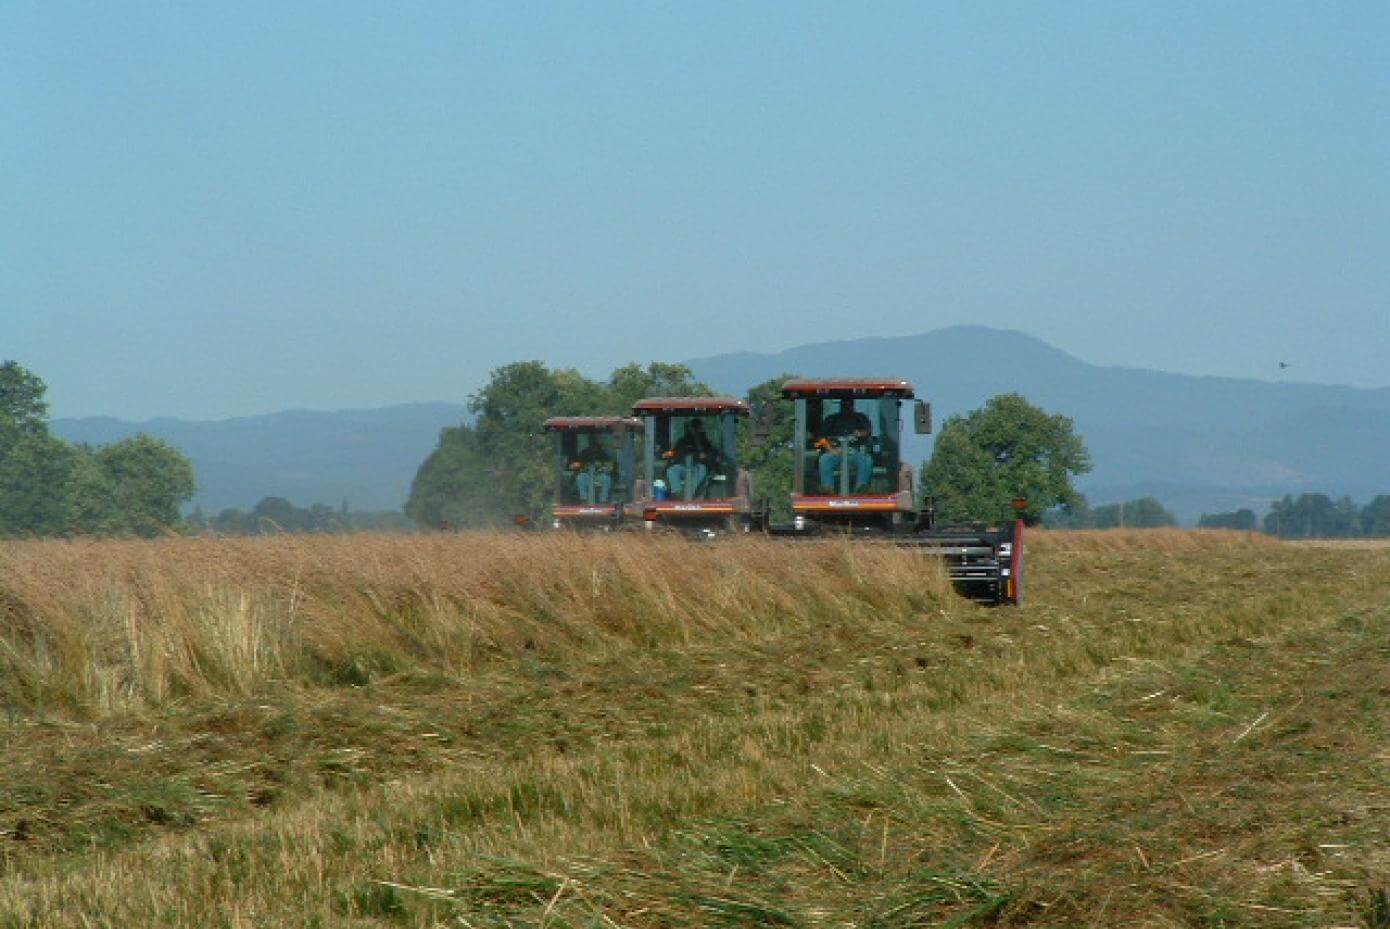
[643, 500, 738, 518]
[553, 504, 619, 518]
[791, 494, 906, 513]
[1009, 519, 1024, 604]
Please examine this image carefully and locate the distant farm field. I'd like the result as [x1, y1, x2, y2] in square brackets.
[0, 531, 1385, 928]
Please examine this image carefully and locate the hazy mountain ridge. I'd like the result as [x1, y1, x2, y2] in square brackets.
[52, 327, 1389, 522]
[54, 403, 469, 513]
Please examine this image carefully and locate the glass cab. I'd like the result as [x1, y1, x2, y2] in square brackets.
[542, 417, 641, 508]
[781, 379, 914, 499]
[631, 398, 748, 502]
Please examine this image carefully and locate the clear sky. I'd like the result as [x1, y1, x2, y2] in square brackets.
[5, 2, 1387, 420]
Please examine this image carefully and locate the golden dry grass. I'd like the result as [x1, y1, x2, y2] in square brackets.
[0, 533, 951, 715]
[0, 530, 1385, 928]
[1027, 527, 1281, 553]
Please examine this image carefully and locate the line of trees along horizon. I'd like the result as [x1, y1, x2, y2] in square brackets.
[1044, 495, 1179, 530]
[1047, 494, 1390, 537]
[19, 355, 1382, 539]
[188, 497, 413, 535]
[1208, 493, 1390, 539]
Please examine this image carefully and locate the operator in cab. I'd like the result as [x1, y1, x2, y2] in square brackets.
[664, 418, 714, 497]
[816, 402, 874, 493]
[570, 440, 614, 503]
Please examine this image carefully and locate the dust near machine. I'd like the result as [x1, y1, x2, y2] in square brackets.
[776, 378, 1024, 605]
[628, 396, 755, 535]
[541, 416, 643, 530]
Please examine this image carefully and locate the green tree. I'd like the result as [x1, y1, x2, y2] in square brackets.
[1361, 495, 1390, 537]
[607, 362, 711, 410]
[64, 447, 123, 534]
[1092, 497, 1178, 529]
[211, 507, 253, 534]
[1263, 493, 1358, 539]
[406, 424, 515, 529]
[738, 375, 798, 522]
[206, 498, 412, 535]
[79, 435, 196, 536]
[1197, 508, 1258, 531]
[1044, 494, 1093, 529]
[0, 431, 75, 536]
[0, 362, 50, 436]
[1, 362, 199, 537]
[468, 362, 597, 524]
[0, 362, 74, 535]
[920, 393, 1090, 525]
[406, 361, 712, 528]
[247, 496, 306, 532]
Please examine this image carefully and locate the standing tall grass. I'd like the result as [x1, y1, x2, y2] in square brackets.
[0, 533, 952, 716]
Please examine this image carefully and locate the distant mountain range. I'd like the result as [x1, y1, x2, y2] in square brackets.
[52, 326, 1390, 522]
[54, 403, 467, 514]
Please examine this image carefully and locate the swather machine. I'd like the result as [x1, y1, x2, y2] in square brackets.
[541, 416, 643, 530]
[628, 396, 756, 535]
[541, 384, 1024, 605]
[776, 378, 1023, 605]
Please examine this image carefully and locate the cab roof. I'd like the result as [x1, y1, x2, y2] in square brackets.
[780, 378, 915, 399]
[631, 396, 750, 415]
[542, 416, 643, 432]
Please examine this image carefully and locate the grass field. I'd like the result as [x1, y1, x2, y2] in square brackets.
[0, 530, 1385, 928]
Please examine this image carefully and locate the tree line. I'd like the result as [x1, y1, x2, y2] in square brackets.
[1048, 493, 1390, 537]
[1202, 494, 1390, 538]
[1044, 495, 1178, 529]
[0, 362, 195, 537]
[4, 357, 1099, 537]
[189, 498, 414, 535]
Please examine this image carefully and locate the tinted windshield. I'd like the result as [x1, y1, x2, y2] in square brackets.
[555, 431, 633, 504]
[796, 396, 901, 495]
[647, 413, 739, 501]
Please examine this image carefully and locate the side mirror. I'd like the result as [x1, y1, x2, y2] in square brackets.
[913, 400, 932, 435]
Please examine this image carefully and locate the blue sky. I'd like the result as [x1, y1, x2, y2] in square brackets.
[4, 2, 1387, 419]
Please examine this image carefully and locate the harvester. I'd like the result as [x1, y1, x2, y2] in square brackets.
[541, 416, 643, 530]
[775, 378, 1023, 605]
[540, 384, 1023, 604]
[628, 397, 756, 534]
